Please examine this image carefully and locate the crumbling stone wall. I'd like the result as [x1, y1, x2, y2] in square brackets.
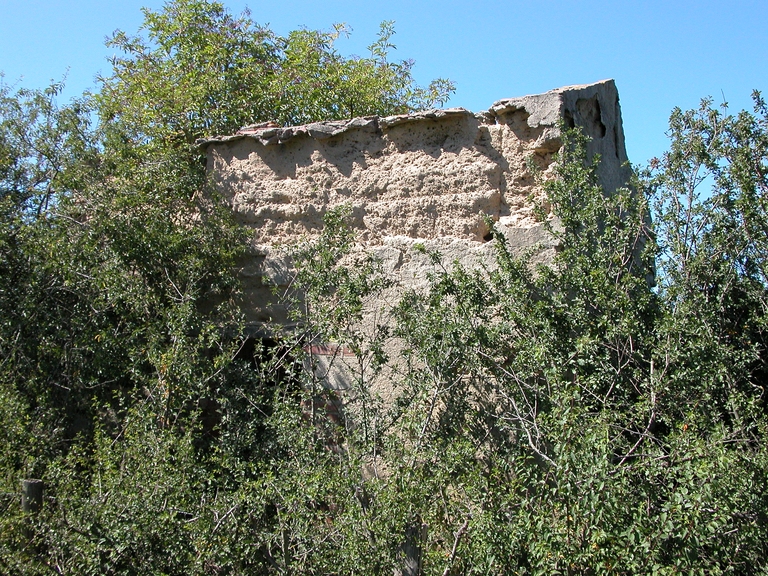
[200, 79, 631, 332]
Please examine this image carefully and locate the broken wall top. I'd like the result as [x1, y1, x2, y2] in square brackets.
[200, 79, 631, 248]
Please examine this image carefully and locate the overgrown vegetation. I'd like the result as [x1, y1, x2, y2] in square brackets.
[1, 0, 767, 573]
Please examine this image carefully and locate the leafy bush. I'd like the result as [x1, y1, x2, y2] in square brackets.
[0, 1, 454, 573]
[2, 0, 767, 573]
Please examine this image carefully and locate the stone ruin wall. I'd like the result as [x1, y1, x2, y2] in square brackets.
[200, 79, 632, 339]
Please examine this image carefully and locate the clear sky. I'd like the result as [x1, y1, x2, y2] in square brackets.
[1, 0, 766, 167]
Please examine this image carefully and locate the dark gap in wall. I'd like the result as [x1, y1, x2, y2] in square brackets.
[564, 109, 575, 129]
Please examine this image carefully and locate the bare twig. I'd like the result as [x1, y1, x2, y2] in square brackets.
[442, 518, 470, 576]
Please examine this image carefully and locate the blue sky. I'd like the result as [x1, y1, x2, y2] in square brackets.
[1, 0, 766, 166]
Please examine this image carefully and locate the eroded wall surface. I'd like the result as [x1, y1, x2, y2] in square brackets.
[200, 79, 631, 331]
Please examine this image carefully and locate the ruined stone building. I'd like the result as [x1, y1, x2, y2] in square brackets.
[199, 79, 630, 331]
[198, 79, 632, 400]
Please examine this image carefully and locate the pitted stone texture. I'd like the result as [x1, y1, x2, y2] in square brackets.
[201, 79, 630, 248]
[201, 80, 631, 328]
[199, 80, 635, 427]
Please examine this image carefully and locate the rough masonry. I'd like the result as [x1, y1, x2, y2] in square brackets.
[199, 79, 631, 333]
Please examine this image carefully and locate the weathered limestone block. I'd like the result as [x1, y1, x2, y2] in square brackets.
[199, 79, 631, 330]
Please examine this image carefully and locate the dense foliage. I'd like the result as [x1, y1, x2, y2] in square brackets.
[273, 117, 768, 574]
[1, 0, 767, 573]
[0, 0, 453, 573]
